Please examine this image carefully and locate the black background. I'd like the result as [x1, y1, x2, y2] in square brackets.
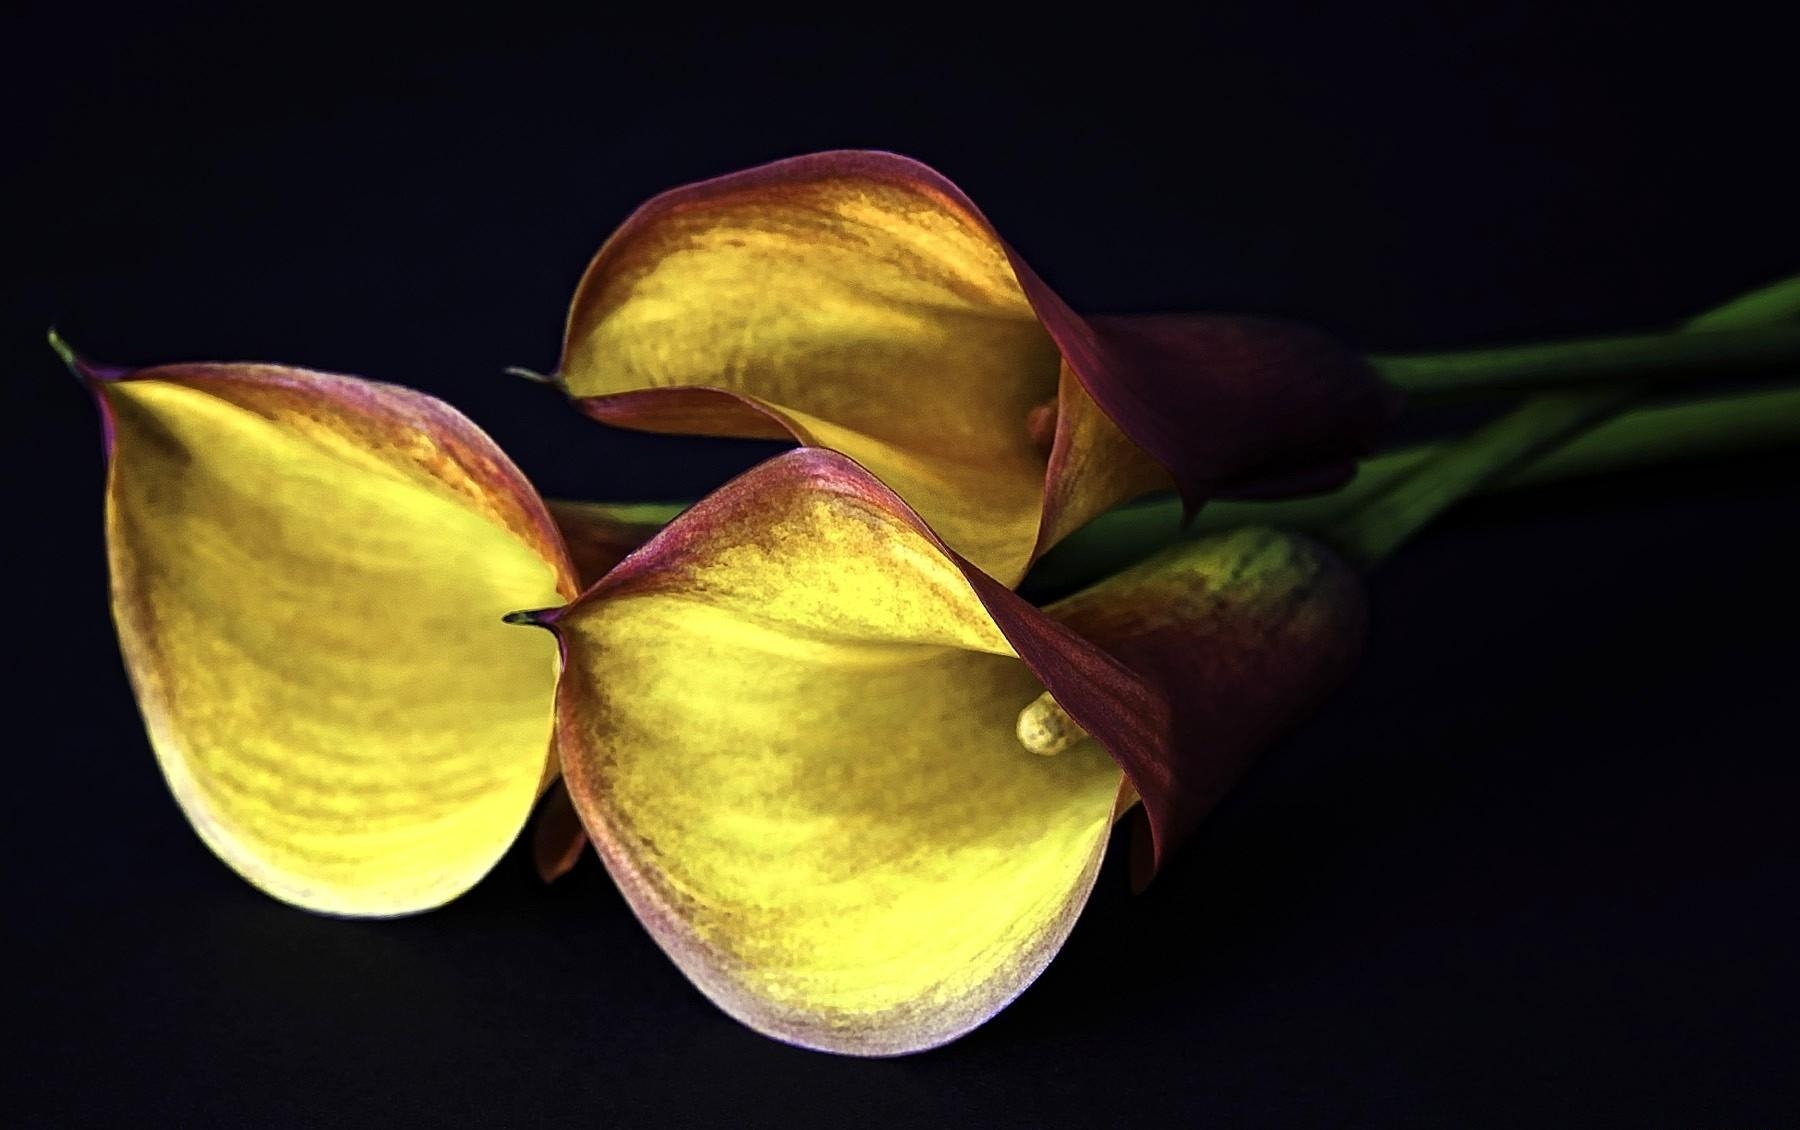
[6, 4, 1797, 1126]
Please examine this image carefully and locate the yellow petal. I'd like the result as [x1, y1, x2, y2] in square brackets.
[97, 362, 575, 916]
[545, 450, 1122, 1054]
[560, 152, 1061, 584]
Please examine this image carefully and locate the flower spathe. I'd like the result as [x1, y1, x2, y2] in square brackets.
[555, 149, 1400, 587]
[76, 349, 648, 916]
[527, 449, 1366, 1053]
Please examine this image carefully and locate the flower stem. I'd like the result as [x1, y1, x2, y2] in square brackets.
[581, 384, 1800, 595]
[1017, 385, 1800, 595]
[556, 499, 689, 526]
[1371, 322, 1800, 400]
[1325, 274, 1800, 568]
[1324, 389, 1629, 567]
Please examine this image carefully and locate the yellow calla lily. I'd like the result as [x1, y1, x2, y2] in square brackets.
[527, 448, 1366, 1054]
[555, 150, 1397, 587]
[70, 343, 648, 916]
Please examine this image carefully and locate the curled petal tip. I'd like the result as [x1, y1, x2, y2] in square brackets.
[55, 328, 127, 458]
[48, 328, 123, 387]
[503, 365, 562, 388]
[502, 606, 561, 629]
[47, 327, 78, 371]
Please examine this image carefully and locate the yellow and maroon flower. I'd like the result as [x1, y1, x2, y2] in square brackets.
[522, 448, 1366, 1053]
[555, 150, 1399, 586]
[71, 346, 648, 916]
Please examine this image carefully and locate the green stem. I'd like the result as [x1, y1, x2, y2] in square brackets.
[1017, 385, 1800, 595]
[560, 499, 689, 526]
[1327, 275, 1800, 567]
[1324, 389, 1628, 567]
[1682, 274, 1800, 331]
[1372, 323, 1800, 400]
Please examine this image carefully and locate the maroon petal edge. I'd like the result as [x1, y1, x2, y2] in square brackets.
[1033, 310, 1402, 510]
[1041, 527, 1369, 886]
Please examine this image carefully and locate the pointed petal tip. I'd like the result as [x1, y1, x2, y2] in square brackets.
[47, 327, 78, 369]
[48, 328, 99, 385]
[48, 328, 129, 388]
[502, 607, 562, 629]
[503, 365, 563, 388]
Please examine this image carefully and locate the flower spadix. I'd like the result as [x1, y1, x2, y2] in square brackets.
[72, 346, 647, 916]
[525, 449, 1366, 1054]
[555, 150, 1398, 586]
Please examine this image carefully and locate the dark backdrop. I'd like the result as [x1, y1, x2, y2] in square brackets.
[5, 5, 1796, 1126]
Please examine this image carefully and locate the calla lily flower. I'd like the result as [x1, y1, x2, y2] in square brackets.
[554, 149, 1400, 586]
[524, 448, 1365, 1054]
[70, 345, 649, 916]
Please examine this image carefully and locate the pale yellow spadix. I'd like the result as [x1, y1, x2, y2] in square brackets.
[1016, 691, 1090, 757]
[85, 357, 582, 916]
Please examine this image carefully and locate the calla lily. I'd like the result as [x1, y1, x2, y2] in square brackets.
[70, 344, 650, 916]
[554, 149, 1400, 586]
[524, 448, 1365, 1054]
